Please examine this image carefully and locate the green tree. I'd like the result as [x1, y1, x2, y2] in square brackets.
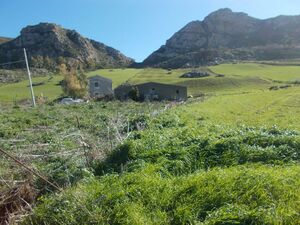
[128, 86, 140, 101]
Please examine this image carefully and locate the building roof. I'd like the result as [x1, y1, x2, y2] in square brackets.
[88, 75, 112, 82]
[136, 82, 186, 89]
[114, 82, 187, 92]
[114, 83, 132, 90]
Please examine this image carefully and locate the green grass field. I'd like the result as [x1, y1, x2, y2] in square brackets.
[1, 62, 299, 102]
[87, 68, 141, 87]
[0, 69, 140, 102]
[0, 76, 63, 102]
[1, 62, 300, 224]
[178, 86, 300, 130]
[1, 63, 299, 131]
[211, 63, 300, 82]
[126, 67, 272, 95]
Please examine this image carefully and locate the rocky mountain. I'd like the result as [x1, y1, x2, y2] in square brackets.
[142, 8, 300, 68]
[0, 23, 133, 70]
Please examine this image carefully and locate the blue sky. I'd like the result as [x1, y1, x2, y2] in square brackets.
[1, 0, 300, 62]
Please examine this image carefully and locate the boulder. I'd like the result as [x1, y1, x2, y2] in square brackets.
[180, 71, 210, 78]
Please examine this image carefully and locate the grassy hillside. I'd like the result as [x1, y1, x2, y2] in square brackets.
[1, 62, 300, 224]
[0, 37, 12, 44]
[0, 69, 140, 102]
[1, 100, 299, 224]
[1, 62, 300, 102]
[125, 67, 272, 95]
[87, 68, 141, 87]
[0, 76, 63, 102]
[179, 86, 300, 130]
[14, 105, 299, 224]
[0, 63, 299, 130]
[211, 63, 300, 82]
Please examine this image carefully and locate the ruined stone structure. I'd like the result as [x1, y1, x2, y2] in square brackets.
[88, 75, 113, 98]
[115, 82, 187, 101]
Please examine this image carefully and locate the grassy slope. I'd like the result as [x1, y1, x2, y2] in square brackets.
[0, 76, 63, 102]
[1, 62, 300, 224]
[173, 63, 300, 130]
[127, 68, 272, 95]
[0, 69, 140, 102]
[0, 63, 299, 131]
[211, 63, 300, 82]
[179, 87, 300, 130]
[0, 63, 299, 130]
[0, 37, 12, 44]
[1, 62, 299, 102]
[25, 105, 300, 224]
[87, 68, 141, 88]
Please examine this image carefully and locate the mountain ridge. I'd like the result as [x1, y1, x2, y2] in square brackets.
[141, 8, 300, 68]
[0, 23, 133, 70]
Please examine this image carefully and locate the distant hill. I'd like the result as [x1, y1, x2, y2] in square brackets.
[141, 8, 300, 68]
[0, 23, 133, 70]
[0, 37, 12, 44]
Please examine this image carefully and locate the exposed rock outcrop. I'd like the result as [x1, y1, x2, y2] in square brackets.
[0, 23, 133, 70]
[180, 71, 210, 78]
[141, 8, 300, 68]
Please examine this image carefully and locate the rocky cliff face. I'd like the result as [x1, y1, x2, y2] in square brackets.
[142, 8, 300, 68]
[0, 23, 133, 70]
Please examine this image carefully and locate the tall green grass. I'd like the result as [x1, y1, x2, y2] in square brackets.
[26, 111, 300, 224]
[1, 62, 299, 224]
[28, 164, 300, 225]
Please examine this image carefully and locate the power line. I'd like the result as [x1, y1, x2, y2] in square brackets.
[0, 60, 25, 67]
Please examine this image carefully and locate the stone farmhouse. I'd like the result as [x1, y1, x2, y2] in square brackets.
[88, 75, 113, 98]
[114, 82, 187, 101]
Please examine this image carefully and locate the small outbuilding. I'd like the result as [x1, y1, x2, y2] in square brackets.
[88, 75, 113, 99]
[115, 82, 187, 101]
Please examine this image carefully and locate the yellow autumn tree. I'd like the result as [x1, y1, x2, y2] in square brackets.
[62, 68, 88, 98]
[57, 63, 68, 75]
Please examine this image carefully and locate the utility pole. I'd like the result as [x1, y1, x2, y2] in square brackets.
[23, 48, 36, 107]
